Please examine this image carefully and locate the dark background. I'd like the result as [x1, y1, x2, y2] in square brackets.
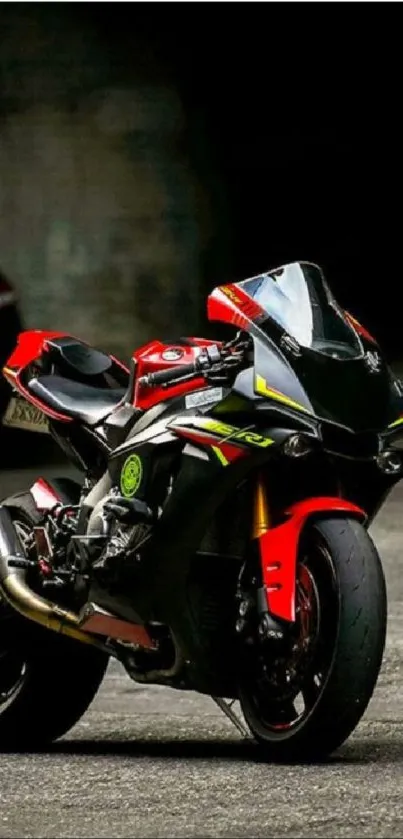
[87, 3, 398, 351]
[0, 3, 400, 357]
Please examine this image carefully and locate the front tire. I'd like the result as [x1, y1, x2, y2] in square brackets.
[239, 517, 387, 761]
[0, 491, 109, 750]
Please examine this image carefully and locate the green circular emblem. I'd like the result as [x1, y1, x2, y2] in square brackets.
[120, 454, 143, 498]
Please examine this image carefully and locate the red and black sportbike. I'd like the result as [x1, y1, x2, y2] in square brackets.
[1, 260, 403, 760]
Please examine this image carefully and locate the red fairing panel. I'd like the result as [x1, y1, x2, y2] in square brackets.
[3, 330, 74, 422]
[132, 338, 222, 411]
[259, 496, 366, 623]
[6, 329, 130, 377]
[173, 427, 247, 463]
[4, 330, 129, 424]
[5, 330, 67, 372]
[30, 478, 64, 512]
[207, 284, 266, 330]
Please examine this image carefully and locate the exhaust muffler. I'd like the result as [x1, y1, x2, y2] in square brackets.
[0, 505, 155, 652]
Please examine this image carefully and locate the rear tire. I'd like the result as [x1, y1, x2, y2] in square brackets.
[0, 491, 109, 749]
[239, 517, 387, 761]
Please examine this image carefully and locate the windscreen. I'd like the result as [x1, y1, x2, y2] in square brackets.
[238, 261, 363, 359]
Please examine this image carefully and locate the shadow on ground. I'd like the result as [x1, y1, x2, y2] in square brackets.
[4, 735, 402, 766]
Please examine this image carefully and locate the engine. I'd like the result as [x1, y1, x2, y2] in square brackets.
[85, 490, 152, 579]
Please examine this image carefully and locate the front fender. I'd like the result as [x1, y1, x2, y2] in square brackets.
[259, 496, 367, 623]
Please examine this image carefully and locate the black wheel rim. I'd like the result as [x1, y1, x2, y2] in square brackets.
[240, 530, 339, 741]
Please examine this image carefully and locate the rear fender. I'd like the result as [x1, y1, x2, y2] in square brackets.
[0, 477, 81, 529]
[259, 496, 367, 623]
[29, 477, 81, 512]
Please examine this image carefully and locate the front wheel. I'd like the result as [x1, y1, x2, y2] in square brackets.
[238, 517, 387, 761]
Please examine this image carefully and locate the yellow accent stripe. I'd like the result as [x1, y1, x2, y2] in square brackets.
[211, 445, 229, 466]
[388, 417, 403, 429]
[255, 374, 311, 414]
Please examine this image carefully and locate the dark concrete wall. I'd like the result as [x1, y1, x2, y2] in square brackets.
[1, 6, 400, 361]
[0, 7, 211, 359]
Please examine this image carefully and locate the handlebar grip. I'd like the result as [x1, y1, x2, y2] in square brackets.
[139, 362, 198, 387]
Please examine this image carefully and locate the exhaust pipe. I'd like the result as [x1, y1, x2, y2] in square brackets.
[0, 505, 154, 653]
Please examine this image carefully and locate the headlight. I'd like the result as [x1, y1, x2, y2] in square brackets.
[376, 450, 402, 474]
[283, 433, 312, 458]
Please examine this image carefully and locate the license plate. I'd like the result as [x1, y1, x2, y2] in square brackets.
[2, 396, 50, 434]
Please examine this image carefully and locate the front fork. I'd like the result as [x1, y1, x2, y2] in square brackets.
[250, 475, 287, 642]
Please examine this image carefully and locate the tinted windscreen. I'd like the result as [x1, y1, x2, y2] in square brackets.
[238, 261, 363, 359]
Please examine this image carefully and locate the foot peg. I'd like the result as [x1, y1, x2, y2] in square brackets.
[103, 496, 154, 524]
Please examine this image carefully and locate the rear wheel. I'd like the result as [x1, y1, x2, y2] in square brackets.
[0, 492, 109, 749]
[238, 517, 387, 761]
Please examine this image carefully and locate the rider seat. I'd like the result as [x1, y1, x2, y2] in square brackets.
[29, 375, 126, 426]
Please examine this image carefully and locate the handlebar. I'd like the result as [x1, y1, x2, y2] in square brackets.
[139, 362, 199, 387]
[138, 344, 223, 389]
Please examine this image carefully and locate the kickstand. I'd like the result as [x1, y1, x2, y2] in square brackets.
[211, 696, 252, 740]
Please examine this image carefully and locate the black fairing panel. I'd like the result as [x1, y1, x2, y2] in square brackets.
[234, 331, 400, 434]
[252, 337, 314, 413]
[282, 345, 400, 432]
[293, 353, 397, 431]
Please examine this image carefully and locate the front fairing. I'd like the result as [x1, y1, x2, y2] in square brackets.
[291, 347, 400, 432]
[208, 261, 403, 434]
[253, 331, 401, 432]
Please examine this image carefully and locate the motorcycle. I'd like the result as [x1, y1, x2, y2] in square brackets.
[0, 260, 402, 761]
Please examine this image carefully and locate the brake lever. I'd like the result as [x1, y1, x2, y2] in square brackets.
[161, 370, 206, 388]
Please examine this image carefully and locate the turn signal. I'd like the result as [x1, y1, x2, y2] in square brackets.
[283, 433, 312, 458]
